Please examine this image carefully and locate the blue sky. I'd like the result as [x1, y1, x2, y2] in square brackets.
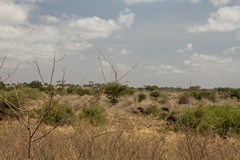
[0, 0, 240, 88]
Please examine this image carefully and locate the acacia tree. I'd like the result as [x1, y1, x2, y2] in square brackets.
[104, 82, 128, 104]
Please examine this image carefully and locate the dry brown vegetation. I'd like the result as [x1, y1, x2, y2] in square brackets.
[1, 119, 240, 160]
[1, 88, 240, 159]
[1, 56, 240, 159]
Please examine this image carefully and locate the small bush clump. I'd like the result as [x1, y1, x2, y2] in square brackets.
[150, 90, 160, 100]
[145, 105, 161, 117]
[28, 80, 43, 90]
[80, 105, 108, 126]
[138, 93, 146, 102]
[178, 94, 190, 105]
[191, 90, 216, 102]
[37, 101, 74, 125]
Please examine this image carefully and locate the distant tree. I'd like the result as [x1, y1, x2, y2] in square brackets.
[28, 80, 43, 90]
[104, 82, 128, 104]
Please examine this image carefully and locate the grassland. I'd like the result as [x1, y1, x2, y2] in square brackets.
[0, 82, 240, 159]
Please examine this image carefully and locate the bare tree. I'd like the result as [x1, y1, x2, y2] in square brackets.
[95, 46, 139, 83]
[0, 56, 19, 83]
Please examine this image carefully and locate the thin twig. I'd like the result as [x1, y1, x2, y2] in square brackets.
[80, 73, 88, 86]
[98, 56, 107, 83]
[33, 59, 45, 84]
[117, 62, 139, 82]
[61, 66, 67, 85]
[1, 65, 19, 82]
[0, 56, 6, 70]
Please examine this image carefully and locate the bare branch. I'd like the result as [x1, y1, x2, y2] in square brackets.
[50, 53, 66, 85]
[94, 46, 118, 81]
[0, 56, 6, 70]
[117, 62, 140, 82]
[80, 73, 88, 86]
[33, 59, 45, 84]
[61, 66, 67, 85]
[98, 56, 107, 83]
[2, 65, 19, 82]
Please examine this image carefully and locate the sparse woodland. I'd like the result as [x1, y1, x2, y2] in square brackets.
[0, 55, 240, 160]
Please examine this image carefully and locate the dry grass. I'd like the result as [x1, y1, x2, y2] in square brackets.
[1, 90, 240, 159]
[1, 119, 240, 160]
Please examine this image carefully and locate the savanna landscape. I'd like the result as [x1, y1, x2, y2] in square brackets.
[1, 0, 240, 159]
[1, 60, 240, 159]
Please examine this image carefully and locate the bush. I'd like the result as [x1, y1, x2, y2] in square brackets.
[80, 105, 108, 126]
[178, 94, 190, 105]
[150, 90, 160, 100]
[191, 90, 216, 102]
[76, 87, 91, 96]
[145, 105, 161, 117]
[104, 82, 128, 104]
[28, 80, 43, 90]
[178, 105, 240, 136]
[178, 106, 205, 130]
[1, 90, 27, 108]
[198, 106, 240, 136]
[67, 85, 77, 94]
[37, 101, 74, 125]
[0, 82, 6, 90]
[138, 93, 146, 102]
[230, 89, 240, 101]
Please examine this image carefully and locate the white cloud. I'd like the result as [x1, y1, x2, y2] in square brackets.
[184, 53, 240, 74]
[40, 15, 59, 23]
[145, 64, 185, 74]
[0, 0, 136, 62]
[178, 43, 193, 53]
[223, 46, 240, 54]
[124, 0, 164, 5]
[0, 1, 30, 25]
[210, 0, 230, 7]
[188, 6, 240, 33]
[188, 0, 201, 3]
[120, 49, 133, 55]
[118, 9, 136, 28]
[107, 48, 114, 52]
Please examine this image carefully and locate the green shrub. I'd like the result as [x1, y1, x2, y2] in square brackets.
[138, 93, 146, 102]
[76, 87, 91, 96]
[28, 80, 43, 90]
[0, 82, 6, 90]
[145, 105, 161, 117]
[178, 106, 205, 130]
[230, 89, 240, 101]
[191, 90, 216, 102]
[37, 101, 74, 125]
[178, 105, 240, 136]
[198, 106, 240, 136]
[104, 82, 128, 104]
[20, 87, 43, 100]
[80, 105, 108, 126]
[67, 85, 77, 94]
[159, 112, 168, 119]
[0, 89, 28, 119]
[150, 90, 160, 100]
[2, 90, 27, 108]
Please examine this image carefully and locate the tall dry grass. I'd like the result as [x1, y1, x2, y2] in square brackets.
[1, 120, 240, 160]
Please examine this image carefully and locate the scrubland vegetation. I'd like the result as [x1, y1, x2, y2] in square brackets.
[0, 55, 240, 159]
[1, 81, 240, 159]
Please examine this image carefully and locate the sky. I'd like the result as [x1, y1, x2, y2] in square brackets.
[0, 0, 240, 88]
